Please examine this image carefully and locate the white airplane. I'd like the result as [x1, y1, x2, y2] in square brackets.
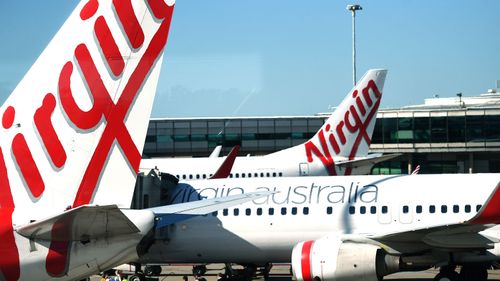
[141, 69, 399, 179]
[139, 174, 500, 281]
[0, 1, 271, 281]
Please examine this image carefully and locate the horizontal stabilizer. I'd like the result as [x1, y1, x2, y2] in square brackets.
[16, 205, 139, 242]
[209, 145, 223, 158]
[210, 145, 241, 179]
[336, 153, 401, 168]
[150, 190, 274, 228]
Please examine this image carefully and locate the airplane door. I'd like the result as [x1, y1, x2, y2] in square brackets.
[377, 204, 392, 224]
[399, 203, 413, 224]
[299, 163, 309, 176]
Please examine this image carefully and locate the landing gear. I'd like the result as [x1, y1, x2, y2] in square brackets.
[459, 265, 488, 281]
[192, 265, 207, 276]
[128, 273, 146, 281]
[262, 263, 273, 281]
[144, 265, 162, 276]
[434, 265, 489, 281]
[223, 263, 270, 281]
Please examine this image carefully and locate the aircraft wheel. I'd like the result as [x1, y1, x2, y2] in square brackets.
[460, 265, 488, 281]
[144, 265, 162, 276]
[129, 273, 146, 281]
[433, 271, 462, 281]
[192, 265, 207, 276]
[262, 263, 272, 281]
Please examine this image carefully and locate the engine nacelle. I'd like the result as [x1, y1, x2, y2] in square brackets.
[292, 236, 394, 281]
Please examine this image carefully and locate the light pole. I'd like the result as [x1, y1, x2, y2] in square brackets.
[346, 4, 362, 86]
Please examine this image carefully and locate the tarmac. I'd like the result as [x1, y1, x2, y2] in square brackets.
[92, 263, 500, 281]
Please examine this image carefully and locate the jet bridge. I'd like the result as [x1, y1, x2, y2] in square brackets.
[132, 169, 179, 209]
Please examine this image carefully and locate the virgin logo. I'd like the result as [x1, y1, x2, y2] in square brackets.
[0, 0, 174, 280]
[304, 80, 382, 176]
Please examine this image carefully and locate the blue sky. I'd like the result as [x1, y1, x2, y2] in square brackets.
[0, 1, 499, 117]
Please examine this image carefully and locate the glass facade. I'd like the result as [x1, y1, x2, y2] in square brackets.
[145, 117, 320, 157]
[143, 107, 500, 175]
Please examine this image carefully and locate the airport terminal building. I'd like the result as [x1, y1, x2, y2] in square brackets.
[143, 92, 500, 175]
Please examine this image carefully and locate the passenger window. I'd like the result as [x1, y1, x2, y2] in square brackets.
[416, 205, 422, 214]
[303, 207, 309, 215]
[272, 172, 277, 177]
[370, 206, 376, 214]
[202, 174, 207, 179]
[223, 209, 228, 216]
[242, 173, 246, 178]
[176, 175, 179, 179]
[266, 172, 270, 177]
[260, 173, 264, 177]
[279, 172, 283, 177]
[453, 205, 459, 213]
[402, 206, 409, 214]
[382, 206, 388, 214]
[245, 208, 251, 216]
[182, 175, 186, 179]
[229, 174, 233, 178]
[360, 206, 366, 214]
[189, 175, 193, 179]
[234, 208, 239, 216]
[257, 208, 263, 216]
[349, 206, 355, 215]
[429, 205, 436, 213]
[281, 207, 287, 215]
[465, 205, 471, 213]
[476, 205, 482, 212]
[268, 208, 274, 215]
[235, 173, 239, 178]
[291, 207, 297, 215]
[326, 206, 333, 214]
[441, 205, 447, 213]
[196, 174, 200, 179]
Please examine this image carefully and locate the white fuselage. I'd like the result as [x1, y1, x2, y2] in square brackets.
[141, 174, 500, 264]
[141, 145, 374, 180]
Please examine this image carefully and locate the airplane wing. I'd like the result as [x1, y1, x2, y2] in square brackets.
[335, 153, 401, 168]
[150, 190, 274, 228]
[348, 184, 500, 254]
[16, 190, 274, 241]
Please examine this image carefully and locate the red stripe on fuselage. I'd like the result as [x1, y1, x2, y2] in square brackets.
[0, 147, 20, 281]
[46, 216, 72, 277]
[300, 240, 314, 281]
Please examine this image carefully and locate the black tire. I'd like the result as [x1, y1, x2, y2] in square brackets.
[192, 265, 207, 276]
[129, 273, 146, 281]
[144, 265, 162, 276]
[433, 271, 462, 281]
[460, 265, 488, 281]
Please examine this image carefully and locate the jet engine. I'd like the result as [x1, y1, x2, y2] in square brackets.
[291, 236, 400, 281]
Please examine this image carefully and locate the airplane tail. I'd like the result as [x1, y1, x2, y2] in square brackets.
[302, 69, 387, 175]
[0, 0, 175, 223]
